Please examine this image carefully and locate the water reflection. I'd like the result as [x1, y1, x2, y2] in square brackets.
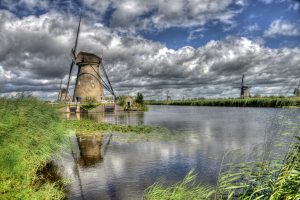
[60, 106, 295, 200]
[85, 111, 145, 125]
[64, 112, 82, 121]
[76, 134, 103, 167]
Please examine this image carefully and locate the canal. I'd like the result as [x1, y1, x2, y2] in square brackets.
[59, 105, 293, 200]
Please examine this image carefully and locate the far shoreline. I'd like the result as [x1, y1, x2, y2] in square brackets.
[146, 96, 300, 108]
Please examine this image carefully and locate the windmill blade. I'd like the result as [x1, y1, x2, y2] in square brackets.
[241, 74, 245, 87]
[73, 14, 81, 53]
[71, 49, 77, 63]
[65, 14, 82, 101]
[101, 62, 117, 99]
[65, 62, 75, 101]
[85, 63, 115, 96]
[101, 133, 113, 157]
[58, 79, 62, 101]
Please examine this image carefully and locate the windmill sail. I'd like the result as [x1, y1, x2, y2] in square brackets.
[57, 79, 62, 101]
[65, 14, 82, 100]
[101, 63, 117, 99]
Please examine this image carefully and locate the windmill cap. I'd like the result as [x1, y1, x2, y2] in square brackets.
[76, 51, 102, 64]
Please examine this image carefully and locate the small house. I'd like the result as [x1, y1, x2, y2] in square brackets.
[125, 96, 134, 109]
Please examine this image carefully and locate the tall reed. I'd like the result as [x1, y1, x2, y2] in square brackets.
[0, 96, 68, 199]
[148, 97, 300, 108]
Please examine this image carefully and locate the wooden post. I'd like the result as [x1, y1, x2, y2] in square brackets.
[76, 102, 81, 113]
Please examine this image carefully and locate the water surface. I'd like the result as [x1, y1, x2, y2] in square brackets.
[60, 105, 282, 200]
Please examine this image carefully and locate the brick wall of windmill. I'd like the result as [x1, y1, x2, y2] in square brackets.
[73, 63, 104, 102]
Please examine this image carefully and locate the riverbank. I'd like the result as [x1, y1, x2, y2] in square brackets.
[0, 97, 67, 199]
[148, 97, 300, 108]
[0, 97, 157, 199]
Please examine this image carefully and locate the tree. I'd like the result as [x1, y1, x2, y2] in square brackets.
[294, 88, 300, 97]
[135, 92, 144, 105]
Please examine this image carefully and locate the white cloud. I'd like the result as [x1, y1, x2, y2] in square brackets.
[289, 2, 300, 11]
[187, 28, 206, 41]
[245, 23, 260, 32]
[81, 0, 244, 32]
[264, 19, 300, 38]
[0, 10, 300, 100]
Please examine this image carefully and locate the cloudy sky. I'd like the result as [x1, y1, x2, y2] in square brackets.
[0, 0, 300, 100]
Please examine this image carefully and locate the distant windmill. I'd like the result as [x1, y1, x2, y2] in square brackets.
[240, 74, 250, 98]
[57, 79, 68, 101]
[293, 81, 300, 97]
[65, 15, 116, 103]
[166, 91, 171, 101]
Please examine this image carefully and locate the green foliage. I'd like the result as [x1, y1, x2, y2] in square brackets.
[135, 92, 144, 105]
[81, 103, 99, 110]
[143, 170, 214, 200]
[294, 88, 300, 97]
[85, 96, 97, 104]
[269, 138, 300, 199]
[148, 97, 300, 108]
[117, 96, 126, 106]
[116, 95, 148, 111]
[0, 96, 67, 199]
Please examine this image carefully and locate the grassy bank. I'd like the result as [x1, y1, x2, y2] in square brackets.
[0, 97, 68, 199]
[148, 97, 300, 108]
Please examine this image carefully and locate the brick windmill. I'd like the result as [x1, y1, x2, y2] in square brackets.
[57, 79, 68, 101]
[65, 15, 116, 103]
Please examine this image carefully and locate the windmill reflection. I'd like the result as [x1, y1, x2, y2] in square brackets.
[76, 134, 103, 167]
[71, 133, 112, 200]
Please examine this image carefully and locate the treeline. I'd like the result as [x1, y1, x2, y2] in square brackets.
[147, 97, 300, 108]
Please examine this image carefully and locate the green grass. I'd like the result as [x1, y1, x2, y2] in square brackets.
[0, 96, 68, 199]
[213, 138, 300, 200]
[80, 103, 99, 110]
[148, 97, 300, 108]
[143, 170, 214, 200]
